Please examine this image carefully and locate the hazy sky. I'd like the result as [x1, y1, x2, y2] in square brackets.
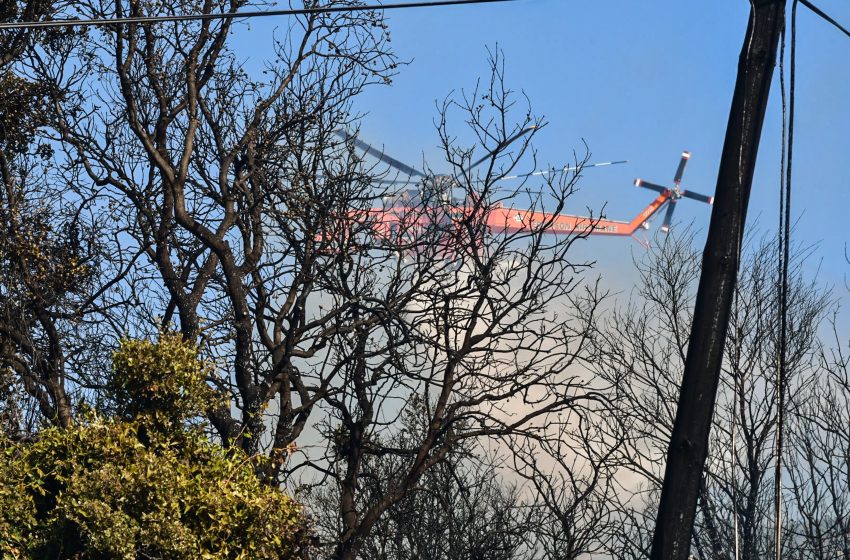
[236, 0, 850, 297]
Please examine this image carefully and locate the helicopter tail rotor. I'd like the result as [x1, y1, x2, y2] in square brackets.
[634, 151, 713, 233]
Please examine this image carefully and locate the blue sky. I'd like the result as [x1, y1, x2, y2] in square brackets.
[237, 0, 850, 296]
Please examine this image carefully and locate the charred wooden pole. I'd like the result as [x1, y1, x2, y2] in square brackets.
[650, 1, 786, 558]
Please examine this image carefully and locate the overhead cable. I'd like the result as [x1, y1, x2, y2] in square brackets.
[798, 0, 850, 39]
[773, 2, 797, 558]
[0, 0, 519, 30]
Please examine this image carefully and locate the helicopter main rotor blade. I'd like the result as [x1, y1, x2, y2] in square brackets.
[634, 179, 669, 195]
[368, 178, 420, 185]
[335, 130, 425, 178]
[673, 151, 690, 185]
[313, 175, 417, 187]
[660, 200, 677, 233]
[493, 160, 629, 182]
[465, 125, 538, 173]
[681, 190, 714, 204]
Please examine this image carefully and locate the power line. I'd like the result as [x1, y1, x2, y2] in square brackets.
[0, 0, 519, 30]
[799, 0, 850, 39]
[773, 2, 797, 558]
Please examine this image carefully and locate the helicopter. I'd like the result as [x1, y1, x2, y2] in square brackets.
[331, 129, 713, 249]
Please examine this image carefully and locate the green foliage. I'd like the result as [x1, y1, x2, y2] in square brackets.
[109, 332, 215, 429]
[0, 335, 309, 559]
[0, 421, 308, 559]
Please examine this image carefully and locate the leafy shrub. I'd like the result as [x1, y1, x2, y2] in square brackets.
[109, 331, 215, 429]
[0, 334, 309, 559]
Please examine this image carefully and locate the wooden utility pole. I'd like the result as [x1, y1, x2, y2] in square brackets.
[650, 2, 786, 558]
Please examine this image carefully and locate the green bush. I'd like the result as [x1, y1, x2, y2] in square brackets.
[0, 334, 309, 559]
[109, 332, 215, 428]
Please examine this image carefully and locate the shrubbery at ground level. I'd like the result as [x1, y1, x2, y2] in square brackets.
[0, 334, 309, 559]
